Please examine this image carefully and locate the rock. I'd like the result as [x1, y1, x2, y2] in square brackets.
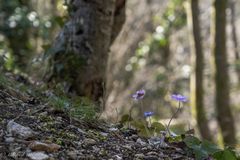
[67, 150, 78, 160]
[82, 138, 97, 146]
[4, 137, 15, 143]
[56, 117, 62, 122]
[136, 138, 147, 146]
[109, 127, 118, 132]
[123, 144, 132, 150]
[7, 120, 35, 139]
[29, 141, 61, 153]
[77, 128, 86, 135]
[9, 151, 18, 159]
[147, 151, 158, 156]
[26, 152, 49, 160]
[113, 155, 123, 160]
[143, 155, 158, 160]
[148, 136, 168, 147]
[99, 132, 108, 137]
[134, 153, 145, 159]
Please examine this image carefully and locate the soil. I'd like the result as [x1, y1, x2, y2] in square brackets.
[0, 74, 195, 160]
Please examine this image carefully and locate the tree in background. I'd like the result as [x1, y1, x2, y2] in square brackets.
[44, 0, 126, 106]
[212, 0, 236, 146]
[186, 0, 212, 141]
[0, 0, 60, 72]
[229, 0, 240, 82]
[0, 0, 32, 71]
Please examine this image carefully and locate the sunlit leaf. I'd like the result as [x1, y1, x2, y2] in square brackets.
[151, 122, 165, 132]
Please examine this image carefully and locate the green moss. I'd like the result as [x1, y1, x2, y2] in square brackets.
[48, 95, 97, 121]
[70, 97, 97, 121]
[49, 95, 70, 111]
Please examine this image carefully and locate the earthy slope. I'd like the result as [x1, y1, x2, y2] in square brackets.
[0, 74, 194, 160]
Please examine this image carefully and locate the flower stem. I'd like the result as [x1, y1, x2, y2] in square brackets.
[149, 117, 152, 127]
[167, 101, 181, 136]
[128, 106, 133, 128]
[140, 100, 144, 118]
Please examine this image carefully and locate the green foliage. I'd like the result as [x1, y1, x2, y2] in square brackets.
[120, 114, 165, 137]
[183, 136, 240, 160]
[49, 96, 70, 111]
[213, 148, 239, 160]
[150, 122, 166, 133]
[70, 97, 97, 121]
[49, 95, 97, 121]
[120, 114, 133, 124]
[119, 110, 239, 160]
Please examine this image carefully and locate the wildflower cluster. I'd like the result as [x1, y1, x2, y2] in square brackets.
[131, 89, 187, 136]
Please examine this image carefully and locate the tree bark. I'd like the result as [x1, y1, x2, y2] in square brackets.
[186, 0, 212, 141]
[212, 0, 236, 146]
[44, 0, 126, 106]
[229, 0, 240, 81]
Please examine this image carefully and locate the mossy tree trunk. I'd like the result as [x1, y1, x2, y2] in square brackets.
[212, 0, 236, 146]
[186, 0, 212, 141]
[44, 0, 126, 106]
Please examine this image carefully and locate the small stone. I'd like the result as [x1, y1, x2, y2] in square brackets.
[9, 152, 18, 159]
[56, 117, 62, 121]
[147, 151, 158, 156]
[4, 137, 15, 143]
[134, 153, 145, 158]
[113, 155, 123, 160]
[143, 155, 158, 160]
[29, 141, 61, 153]
[136, 138, 147, 146]
[7, 120, 35, 139]
[39, 112, 48, 116]
[77, 128, 86, 134]
[148, 136, 168, 147]
[67, 150, 78, 160]
[99, 132, 108, 137]
[109, 127, 118, 132]
[82, 138, 97, 146]
[27, 152, 49, 160]
[123, 144, 132, 150]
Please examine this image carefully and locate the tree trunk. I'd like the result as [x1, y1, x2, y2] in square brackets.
[212, 0, 236, 146]
[186, 0, 212, 141]
[229, 0, 240, 81]
[44, 0, 126, 106]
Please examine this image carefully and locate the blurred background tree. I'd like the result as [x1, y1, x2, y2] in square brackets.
[186, 0, 212, 141]
[212, 0, 236, 146]
[0, 0, 62, 72]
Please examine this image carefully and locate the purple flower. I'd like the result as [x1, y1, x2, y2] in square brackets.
[144, 111, 154, 117]
[171, 94, 187, 102]
[132, 89, 145, 100]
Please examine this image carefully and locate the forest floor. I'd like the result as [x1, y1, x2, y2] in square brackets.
[0, 73, 196, 160]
